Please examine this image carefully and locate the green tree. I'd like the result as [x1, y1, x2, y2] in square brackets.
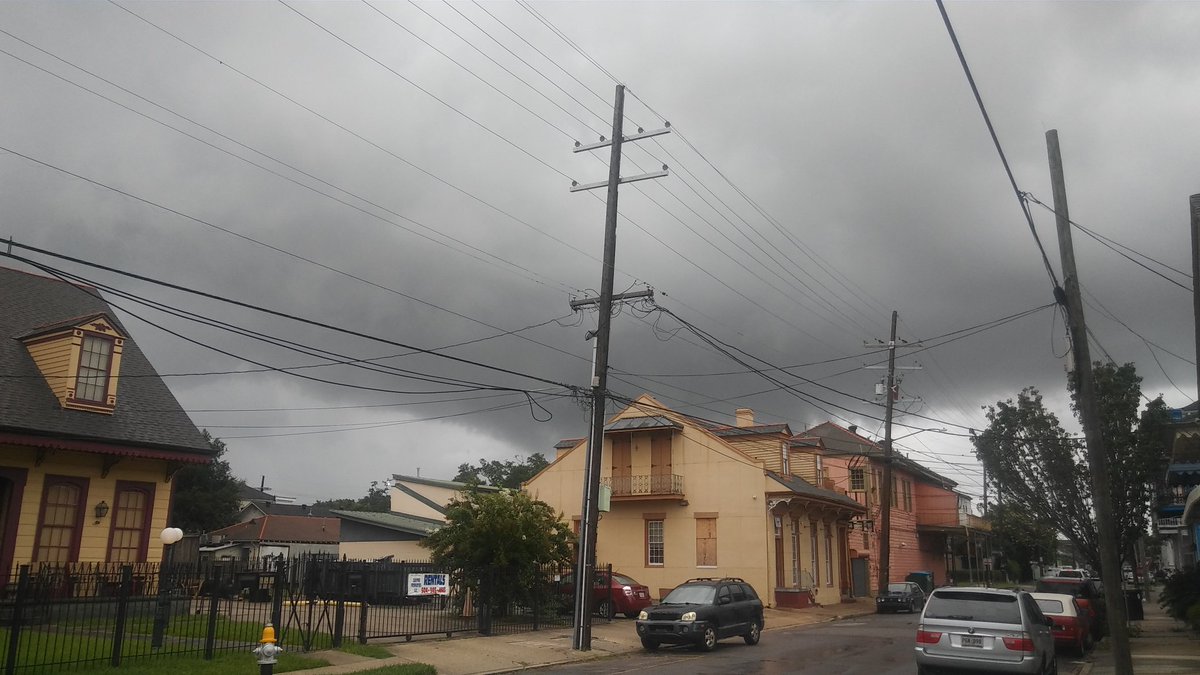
[973, 363, 1172, 572]
[170, 430, 241, 533]
[453, 453, 550, 490]
[986, 502, 1058, 581]
[421, 489, 574, 614]
[313, 480, 391, 512]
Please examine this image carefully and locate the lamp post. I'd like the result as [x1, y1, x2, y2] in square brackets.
[151, 527, 185, 649]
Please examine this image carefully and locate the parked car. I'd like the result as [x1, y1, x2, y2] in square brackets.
[1034, 576, 1105, 641]
[878, 582, 926, 613]
[635, 577, 764, 651]
[557, 571, 652, 619]
[915, 587, 1056, 675]
[1055, 568, 1085, 579]
[1031, 591, 1092, 656]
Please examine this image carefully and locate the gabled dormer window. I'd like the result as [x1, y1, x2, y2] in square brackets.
[20, 313, 125, 414]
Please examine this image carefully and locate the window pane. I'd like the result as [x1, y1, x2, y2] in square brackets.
[35, 483, 81, 563]
[108, 488, 149, 563]
[647, 520, 664, 566]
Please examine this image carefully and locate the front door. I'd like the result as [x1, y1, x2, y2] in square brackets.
[851, 557, 869, 597]
[0, 467, 29, 578]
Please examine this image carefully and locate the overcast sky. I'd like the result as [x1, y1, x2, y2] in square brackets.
[3, 1, 1198, 506]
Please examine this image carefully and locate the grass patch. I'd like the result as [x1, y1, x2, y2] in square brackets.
[69, 651, 329, 674]
[0, 627, 152, 669]
[336, 642, 394, 659]
[349, 666, 436, 675]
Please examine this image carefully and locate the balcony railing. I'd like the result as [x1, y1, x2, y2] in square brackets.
[601, 474, 684, 497]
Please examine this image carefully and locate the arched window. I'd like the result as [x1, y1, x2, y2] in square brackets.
[108, 482, 155, 563]
[34, 477, 88, 564]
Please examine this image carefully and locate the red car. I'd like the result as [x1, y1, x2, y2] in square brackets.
[1035, 576, 1105, 641]
[1031, 591, 1092, 655]
[559, 571, 652, 618]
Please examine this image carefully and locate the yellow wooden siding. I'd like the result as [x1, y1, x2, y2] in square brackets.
[792, 450, 818, 483]
[1, 443, 175, 567]
[24, 337, 75, 405]
[723, 437, 783, 472]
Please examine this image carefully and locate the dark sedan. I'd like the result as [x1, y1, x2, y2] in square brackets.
[877, 581, 925, 613]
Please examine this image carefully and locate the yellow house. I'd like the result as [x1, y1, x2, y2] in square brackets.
[523, 395, 864, 608]
[0, 265, 213, 576]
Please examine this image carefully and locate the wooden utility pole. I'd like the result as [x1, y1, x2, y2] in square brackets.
[1046, 129, 1132, 675]
[877, 310, 898, 594]
[568, 85, 669, 651]
[1191, 194, 1200, 394]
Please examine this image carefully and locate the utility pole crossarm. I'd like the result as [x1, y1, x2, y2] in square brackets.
[573, 125, 671, 153]
[570, 288, 654, 310]
[570, 167, 669, 193]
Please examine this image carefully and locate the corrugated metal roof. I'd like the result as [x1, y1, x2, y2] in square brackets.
[712, 424, 790, 437]
[604, 415, 681, 432]
[331, 510, 443, 536]
[555, 438, 584, 449]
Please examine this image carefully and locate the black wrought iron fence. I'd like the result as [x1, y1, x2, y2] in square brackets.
[0, 556, 604, 673]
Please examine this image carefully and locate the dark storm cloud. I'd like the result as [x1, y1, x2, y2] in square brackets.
[2, 1, 1197, 502]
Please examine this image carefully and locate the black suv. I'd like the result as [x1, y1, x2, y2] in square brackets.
[635, 577, 764, 651]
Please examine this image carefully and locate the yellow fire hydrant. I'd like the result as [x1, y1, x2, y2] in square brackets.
[252, 623, 283, 674]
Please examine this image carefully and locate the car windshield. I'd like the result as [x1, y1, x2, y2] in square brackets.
[611, 574, 641, 586]
[662, 585, 716, 605]
[887, 583, 910, 593]
[1035, 598, 1065, 614]
[924, 591, 1021, 623]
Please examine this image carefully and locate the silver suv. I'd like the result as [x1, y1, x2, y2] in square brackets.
[915, 587, 1056, 675]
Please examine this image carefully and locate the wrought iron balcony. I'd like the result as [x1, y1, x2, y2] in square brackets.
[601, 474, 684, 498]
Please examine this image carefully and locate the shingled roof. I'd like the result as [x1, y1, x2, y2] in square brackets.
[0, 265, 211, 456]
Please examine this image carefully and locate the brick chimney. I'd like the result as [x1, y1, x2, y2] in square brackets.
[735, 408, 755, 428]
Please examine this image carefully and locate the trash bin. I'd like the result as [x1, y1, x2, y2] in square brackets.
[1124, 588, 1144, 621]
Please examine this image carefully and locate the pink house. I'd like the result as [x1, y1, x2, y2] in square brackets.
[797, 423, 991, 596]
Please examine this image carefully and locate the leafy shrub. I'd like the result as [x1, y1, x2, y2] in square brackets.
[1158, 565, 1200, 632]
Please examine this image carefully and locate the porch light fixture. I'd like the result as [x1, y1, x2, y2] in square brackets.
[94, 500, 110, 520]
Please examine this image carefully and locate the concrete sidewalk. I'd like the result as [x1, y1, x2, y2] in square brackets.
[298, 599, 879, 674]
[1081, 587, 1200, 675]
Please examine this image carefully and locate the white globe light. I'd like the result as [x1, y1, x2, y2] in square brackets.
[160, 527, 184, 545]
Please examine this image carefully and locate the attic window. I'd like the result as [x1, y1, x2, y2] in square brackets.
[77, 335, 114, 403]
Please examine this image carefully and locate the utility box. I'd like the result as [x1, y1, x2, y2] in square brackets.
[598, 484, 612, 512]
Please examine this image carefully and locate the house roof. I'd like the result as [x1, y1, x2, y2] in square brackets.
[208, 515, 340, 544]
[331, 510, 444, 536]
[241, 502, 331, 518]
[0, 265, 211, 456]
[711, 423, 791, 438]
[605, 415, 681, 432]
[554, 438, 584, 449]
[238, 482, 275, 503]
[390, 474, 501, 492]
[802, 421, 958, 489]
[766, 471, 866, 512]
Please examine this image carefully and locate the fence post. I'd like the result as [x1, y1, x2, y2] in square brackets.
[477, 570, 492, 636]
[271, 557, 285, 639]
[332, 562, 345, 648]
[5, 566, 30, 675]
[204, 582, 220, 660]
[110, 566, 133, 667]
[533, 565, 540, 631]
[150, 561, 171, 649]
[357, 565, 369, 645]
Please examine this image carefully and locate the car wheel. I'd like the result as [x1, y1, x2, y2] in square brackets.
[743, 619, 761, 645]
[640, 637, 659, 651]
[1082, 632, 1094, 654]
[596, 599, 614, 620]
[1044, 655, 1058, 675]
[697, 625, 717, 652]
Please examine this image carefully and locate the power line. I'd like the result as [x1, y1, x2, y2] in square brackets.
[934, 0, 1061, 294]
[1, 243, 587, 394]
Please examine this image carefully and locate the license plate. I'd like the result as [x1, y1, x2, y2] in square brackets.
[961, 636, 984, 648]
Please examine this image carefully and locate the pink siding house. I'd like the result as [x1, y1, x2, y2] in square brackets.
[798, 423, 991, 596]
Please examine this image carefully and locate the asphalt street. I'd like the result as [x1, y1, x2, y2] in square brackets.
[527, 612, 1089, 675]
